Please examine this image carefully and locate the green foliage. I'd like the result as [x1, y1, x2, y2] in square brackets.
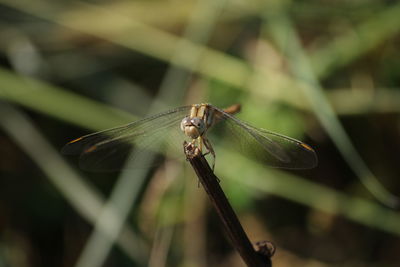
[0, 0, 399, 266]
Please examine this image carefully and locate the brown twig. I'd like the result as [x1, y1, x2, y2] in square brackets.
[184, 142, 273, 267]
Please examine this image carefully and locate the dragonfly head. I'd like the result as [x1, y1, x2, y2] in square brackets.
[181, 116, 206, 139]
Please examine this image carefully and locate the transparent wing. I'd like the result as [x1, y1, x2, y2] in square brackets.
[210, 106, 317, 169]
[62, 106, 191, 171]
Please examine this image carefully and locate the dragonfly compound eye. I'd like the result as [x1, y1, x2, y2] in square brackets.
[180, 116, 191, 132]
[191, 118, 205, 133]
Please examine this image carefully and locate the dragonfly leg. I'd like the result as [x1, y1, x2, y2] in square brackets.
[198, 136, 203, 153]
[203, 136, 216, 172]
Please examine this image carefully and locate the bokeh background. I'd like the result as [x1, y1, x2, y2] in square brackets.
[1, 0, 400, 266]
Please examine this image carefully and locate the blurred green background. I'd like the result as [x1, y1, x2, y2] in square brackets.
[0, 0, 400, 266]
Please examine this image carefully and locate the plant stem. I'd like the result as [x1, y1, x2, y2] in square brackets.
[184, 142, 273, 267]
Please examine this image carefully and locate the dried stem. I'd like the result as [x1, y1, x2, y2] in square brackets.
[184, 142, 273, 267]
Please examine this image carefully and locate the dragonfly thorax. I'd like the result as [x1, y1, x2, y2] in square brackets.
[180, 116, 206, 139]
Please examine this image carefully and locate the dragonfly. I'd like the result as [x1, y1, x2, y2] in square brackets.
[62, 103, 317, 171]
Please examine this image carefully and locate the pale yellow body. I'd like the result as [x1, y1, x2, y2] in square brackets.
[180, 103, 240, 170]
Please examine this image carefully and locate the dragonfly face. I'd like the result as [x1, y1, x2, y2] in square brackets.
[180, 104, 219, 139]
[62, 103, 317, 171]
[180, 116, 205, 139]
[179, 104, 226, 169]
